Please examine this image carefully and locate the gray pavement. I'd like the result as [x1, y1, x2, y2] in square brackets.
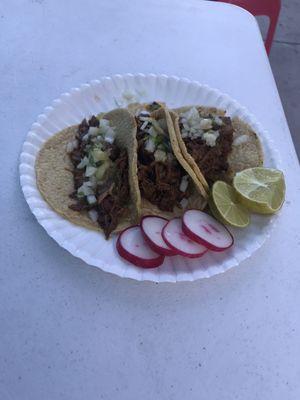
[269, 0, 300, 159]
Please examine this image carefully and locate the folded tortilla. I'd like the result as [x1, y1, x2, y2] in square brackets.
[128, 103, 207, 218]
[172, 106, 264, 186]
[35, 109, 140, 234]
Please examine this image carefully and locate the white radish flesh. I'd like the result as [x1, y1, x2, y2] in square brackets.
[117, 225, 164, 268]
[162, 218, 207, 258]
[141, 216, 176, 256]
[182, 210, 233, 251]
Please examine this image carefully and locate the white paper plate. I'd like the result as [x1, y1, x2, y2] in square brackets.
[20, 74, 281, 282]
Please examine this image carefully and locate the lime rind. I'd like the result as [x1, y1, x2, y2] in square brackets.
[208, 197, 226, 223]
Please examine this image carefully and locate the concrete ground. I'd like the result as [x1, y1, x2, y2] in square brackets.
[264, 0, 300, 159]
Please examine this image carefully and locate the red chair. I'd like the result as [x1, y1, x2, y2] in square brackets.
[214, 0, 281, 54]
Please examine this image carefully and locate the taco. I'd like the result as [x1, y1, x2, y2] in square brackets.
[128, 102, 208, 219]
[35, 109, 140, 239]
[172, 106, 264, 187]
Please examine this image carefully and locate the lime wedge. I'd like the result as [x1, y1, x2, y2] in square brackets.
[233, 167, 285, 214]
[209, 181, 250, 228]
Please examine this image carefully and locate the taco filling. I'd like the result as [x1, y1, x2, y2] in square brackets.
[135, 110, 191, 212]
[67, 116, 130, 238]
[179, 107, 234, 184]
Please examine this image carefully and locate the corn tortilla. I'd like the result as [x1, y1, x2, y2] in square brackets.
[172, 106, 263, 185]
[35, 109, 139, 234]
[127, 103, 207, 217]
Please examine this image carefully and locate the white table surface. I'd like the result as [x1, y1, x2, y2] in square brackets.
[1, 1, 300, 399]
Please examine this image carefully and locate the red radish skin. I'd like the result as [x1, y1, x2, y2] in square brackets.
[162, 218, 207, 259]
[117, 225, 164, 268]
[182, 210, 234, 252]
[141, 215, 177, 256]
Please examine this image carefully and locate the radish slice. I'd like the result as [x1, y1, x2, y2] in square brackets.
[182, 209, 234, 251]
[141, 216, 176, 256]
[162, 218, 207, 258]
[117, 225, 164, 268]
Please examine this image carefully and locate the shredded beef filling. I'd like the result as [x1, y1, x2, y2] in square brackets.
[96, 149, 129, 238]
[68, 117, 130, 239]
[136, 122, 189, 212]
[182, 117, 233, 184]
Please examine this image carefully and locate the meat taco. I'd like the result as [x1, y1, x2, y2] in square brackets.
[128, 102, 208, 218]
[35, 109, 140, 238]
[171, 106, 264, 188]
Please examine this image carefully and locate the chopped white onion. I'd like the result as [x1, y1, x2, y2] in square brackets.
[180, 107, 204, 139]
[94, 135, 103, 143]
[104, 134, 114, 144]
[77, 182, 94, 196]
[84, 180, 94, 187]
[193, 130, 203, 138]
[180, 108, 223, 141]
[87, 195, 97, 205]
[138, 110, 150, 117]
[179, 175, 189, 192]
[99, 125, 112, 136]
[180, 198, 189, 209]
[199, 118, 213, 130]
[99, 120, 115, 143]
[66, 139, 78, 153]
[154, 149, 167, 162]
[139, 116, 151, 122]
[145, 138, 156, 153]
[135, 109, 149, 117]
[88, 127, 100, 136]
[85, 166, 97, 177]
[77, 156, 89, 169]
[181, 107, 199, 121]
[214, 116, 223, 126]
[88, 209, 98, 222]
[140, 120, 149, 130]
[82, 133, 90, 141]
[203, 131, 220, 147]
[88, 176, 97, 188]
